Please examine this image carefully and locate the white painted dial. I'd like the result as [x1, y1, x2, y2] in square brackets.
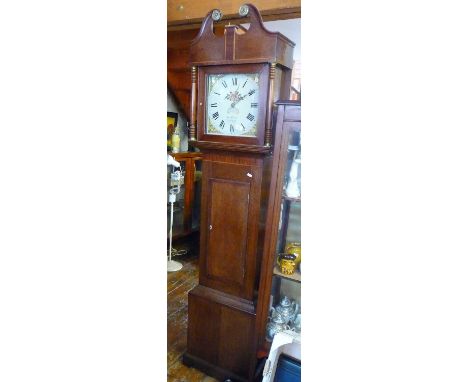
[206, 73, 259, 137]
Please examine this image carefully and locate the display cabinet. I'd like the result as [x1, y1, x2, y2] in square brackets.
[167, 152, 203, 240]
[255, 101, 301, 356]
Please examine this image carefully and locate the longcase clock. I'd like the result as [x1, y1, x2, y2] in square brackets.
[183, 5, 295, 382]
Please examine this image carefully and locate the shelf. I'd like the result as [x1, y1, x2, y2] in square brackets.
[273, 265, 301, 283]
[282, 193, 301, 202]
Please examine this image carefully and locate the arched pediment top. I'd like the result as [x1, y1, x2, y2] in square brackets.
[189, 4, 295, 69]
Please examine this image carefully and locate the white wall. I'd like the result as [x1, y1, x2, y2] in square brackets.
[264, 18, 301, 62]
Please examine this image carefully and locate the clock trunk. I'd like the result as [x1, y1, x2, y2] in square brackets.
[185, 150, 272, 382]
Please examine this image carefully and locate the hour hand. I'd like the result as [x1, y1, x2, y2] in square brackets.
[231, 94, 247, 108]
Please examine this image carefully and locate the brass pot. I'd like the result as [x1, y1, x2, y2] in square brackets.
[277, 253, 297, 275]
[285, 242, 301, 265]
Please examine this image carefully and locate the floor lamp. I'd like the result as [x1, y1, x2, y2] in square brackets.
[167, 154, 183, 272]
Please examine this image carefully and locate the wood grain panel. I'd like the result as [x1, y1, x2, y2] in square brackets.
[202, 150, 264, 166]
[187, 293, 220, 365]
[199, 160, 262, 300]
[218, 306, 254, 378]
[185, 287, 256, 381]
[206, 179, 249, 286]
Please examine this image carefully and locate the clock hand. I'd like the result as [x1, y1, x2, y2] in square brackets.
[231, 93, 248, 108]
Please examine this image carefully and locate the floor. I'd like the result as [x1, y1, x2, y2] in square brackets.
[167, 253, 219, 382]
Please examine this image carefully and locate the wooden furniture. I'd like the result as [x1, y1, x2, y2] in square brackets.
[255, 101, 301, 355]
[167, 151, 203, 240]
[183, 5, 295, 382]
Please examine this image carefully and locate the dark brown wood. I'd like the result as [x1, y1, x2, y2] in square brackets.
[169, 152, 203, 240]
[190, 140, 271, 154]
[183, 353, 249, 382]
[196, 63, 269, 147]
[265, 63, 276, 146]
[184, 5, 296, 381]
[189, 67, 197, 141]
[190, 285, 255, 314]
[185, 286, 256, 382]
[255, 154, 273, 289]
[199, 160, 262, 300]
[188, 4, 293, 150]
[187, 292, 221, 365]
[225, 25, 237, 61]
[189, 6, 295, 68]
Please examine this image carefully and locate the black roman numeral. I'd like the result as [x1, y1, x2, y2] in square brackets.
[248, 89, 256, 96]
[242, 79, 248, 88]
[220, 120, 225, 128]
[247, 113, 255, 122]
[251, 102, 258, 108]
[212, 112, 219, 120]
[211, 102, 217, 107]
[222, 80, 227, 88]
[241, 123, 246, 131]
[232, 77, 237, 86]
[230, 124, 234, 132]
[214, 92, 220, 95]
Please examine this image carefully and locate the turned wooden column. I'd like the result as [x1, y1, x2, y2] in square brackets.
[189, 66, 197, 141]
[264, 62, 276, 147]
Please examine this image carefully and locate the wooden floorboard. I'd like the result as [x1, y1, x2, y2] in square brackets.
[167, 254, 219, 382]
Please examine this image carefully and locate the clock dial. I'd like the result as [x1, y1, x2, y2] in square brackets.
[206, 73, 260, 137]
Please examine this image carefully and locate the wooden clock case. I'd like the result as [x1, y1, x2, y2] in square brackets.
[182, 5, 295, 382]
[196, 63, 269, 147]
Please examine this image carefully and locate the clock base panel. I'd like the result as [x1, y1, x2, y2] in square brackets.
[186, 285, 257, 381]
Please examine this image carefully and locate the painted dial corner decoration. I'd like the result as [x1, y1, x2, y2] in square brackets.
[206, 73, 259, 137]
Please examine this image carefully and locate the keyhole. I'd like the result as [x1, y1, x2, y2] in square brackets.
[247, 173, 252, 178]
